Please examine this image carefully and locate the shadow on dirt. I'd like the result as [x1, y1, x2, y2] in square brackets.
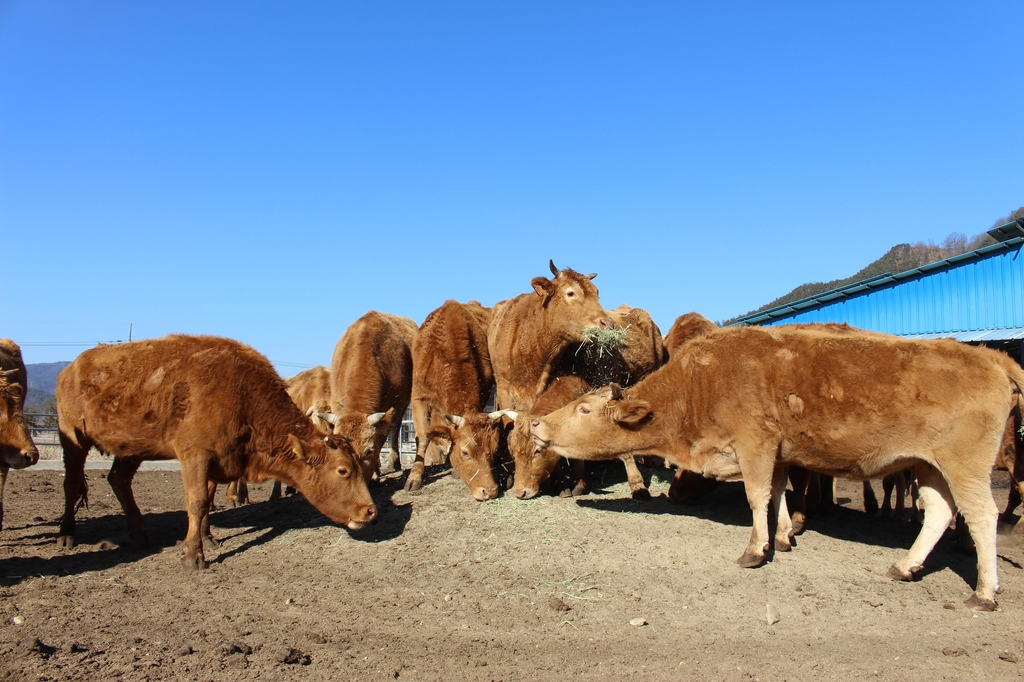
[0, 481, 415, 584]
[573, 464, 999, 593]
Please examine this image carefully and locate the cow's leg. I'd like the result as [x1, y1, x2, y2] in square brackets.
[225, 479, 248, 507]
[107, 456, 148, 546]
[57, 431, 89, 548]
[385, 401, 408, 474]
[178, 455, 212, 570]
[817, 475, 835, 510]
[881, 473, 897, 516]
[559, 459, 587, 497]
[381, 421, 400, 474]
[621, 456, 649, 500]
[908, 470, 922, 524]
[788, 467, 809, 534]
[201, 481, 220, 550]
[405, 400, 430, 491]
[889, 464, 955, 583]
[773, 466, 794, 552]
[863, 480, 879, 516]
[805, 472, 822, 513]
[0, 464, 7, 531]
[269, 480, 283, 500]
[738, 452, 776, 568]
[944, 472, 1000, 611]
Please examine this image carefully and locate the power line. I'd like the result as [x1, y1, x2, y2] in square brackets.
[17, 342, 98, 347]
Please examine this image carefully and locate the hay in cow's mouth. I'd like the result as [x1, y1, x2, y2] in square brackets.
[579, 326, 628, 359]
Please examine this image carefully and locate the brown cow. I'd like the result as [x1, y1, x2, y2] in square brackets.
[324, 311, 418, 483]
[995, 412, 1024, 535]
[407, 300, 507, 500]
[55, 335, 377, 569]
[508, 374, 592, 499]
[662, 314, 726, 504]
[488, 261, 613, 495]
[487, 261, 612, 413]
[663, 312, 718, 356]
[0, 339, 39, 529]
[511, 304, 667, 499]
[531, 324, 1024, 610]
[287, 365, 334, 435]
[218, 365, 332, 506]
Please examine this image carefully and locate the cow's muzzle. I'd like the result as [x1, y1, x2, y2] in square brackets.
[3, 446, 39, 469]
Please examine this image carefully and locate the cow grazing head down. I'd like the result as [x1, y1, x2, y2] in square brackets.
[319, 408, 396, 483]
[286, 432, 377, 530]
[424, 411, 508, 501]
[0, 369, 38, 469]
[532, 260, 613, 342]
[508, 411, 564, 499]
[529, 383, 652, 461]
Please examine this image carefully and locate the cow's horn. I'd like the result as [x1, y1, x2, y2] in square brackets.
[366, 411, 386, 426]
[609, 383, 623, 400]
[316, 411, 340, 425]
[502, 410, 518, 421]
[549, 259, 559, 277]
[445, 414, 466, 428]
[1, 368, 18, 379]
[586, 272, 597, 280]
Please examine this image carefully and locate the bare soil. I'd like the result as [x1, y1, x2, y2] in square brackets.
[1, 464, 1023, 681]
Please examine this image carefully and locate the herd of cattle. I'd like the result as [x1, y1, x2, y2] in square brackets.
[2, 260, 1024, 611]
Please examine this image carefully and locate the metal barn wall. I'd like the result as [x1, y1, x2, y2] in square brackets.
[760, 243, 1024, 335]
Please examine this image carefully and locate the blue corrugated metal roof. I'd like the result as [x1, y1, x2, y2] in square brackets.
[729, 226, 1024, 338]
[900, 327, 1024, 342]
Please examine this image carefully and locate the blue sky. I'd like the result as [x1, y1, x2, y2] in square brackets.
[3, 2, 1022, 371]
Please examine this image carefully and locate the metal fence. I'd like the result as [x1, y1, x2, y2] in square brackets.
[24, 413, 59, 445]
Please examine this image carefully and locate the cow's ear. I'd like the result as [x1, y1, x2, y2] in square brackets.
[288, 433, 307, 461]
[611, 400, 651, 425]
[531, 277, 556, 299]
[8, 382, 23, 399]
[426, 426, 452, 445]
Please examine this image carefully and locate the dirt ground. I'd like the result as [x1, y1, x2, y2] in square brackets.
[1, 462, 1023, 681]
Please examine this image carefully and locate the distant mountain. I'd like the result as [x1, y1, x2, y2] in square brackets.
[25, 387, 54, 409]
[23, 361, 70, 414]
[25, 362, 71, 395]
[726, 205, 1023, 324]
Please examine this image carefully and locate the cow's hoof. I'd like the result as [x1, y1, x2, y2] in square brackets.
[56, 534, 76, 549]
[128, 530, 150, 547]
[203, 536, 221, 551]
[737, 552, 765, 568]
[631, 488, 651, 501]
[774, 538, 792, 552]
[403, 477, 422, 492]
[886, 565, 914, 582]
[181, 556, 209, 571]
[790, 512, 806, 535]
[965, 594, 997, 612]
